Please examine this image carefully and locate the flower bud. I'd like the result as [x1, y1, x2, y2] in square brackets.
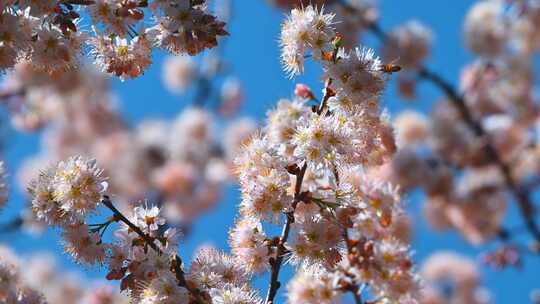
[294, 83, 314, 100]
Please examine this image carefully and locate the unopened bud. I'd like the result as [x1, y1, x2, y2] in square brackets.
[116, 7, 130, 17]
[322, 51, 334, 62]
[400, 259, 413, 270]
[130, 9, 144, 20]
[364, 241, 374, 255]
[325, 86, 336, 98]
[347, 238, 359, 248]
[294, 83, 314, 100]
[332, 33, 342, 48]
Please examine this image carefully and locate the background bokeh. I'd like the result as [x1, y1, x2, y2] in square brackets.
[1, 1, 539, 302]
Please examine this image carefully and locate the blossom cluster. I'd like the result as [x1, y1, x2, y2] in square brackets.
[161, 53, 244, 116]
[274, 0, 432, 99]
[270, 0, 378, 50]
[0, 244, 129, 304]
[0, 249, 46, 303]
[229, 5, 420, 303]
[0, 0, 228, 79]
[28, 156, 263, 303]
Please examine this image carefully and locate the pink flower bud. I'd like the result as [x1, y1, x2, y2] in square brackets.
[294, 83, 313, 99]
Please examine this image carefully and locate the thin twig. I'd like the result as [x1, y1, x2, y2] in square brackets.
[101, 196, 160, 252]
[0, 89, 25, 101]
[350, 285, 363, 304]
[367, 21, 540, 243]
[317, 78, 334, 115]
[0, 215, 23, 233]
[341, 229, 365, 304]
[100, 196, 208, 304]
[264, 163, 307, 304]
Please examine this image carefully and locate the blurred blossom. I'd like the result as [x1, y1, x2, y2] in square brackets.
[5, 62, 253, 230]
[219, 77, 244, 116]
[0, 245, 127, 304]
[481, 245, 521, 270]
[383, 20, 433, 69]
[205, 158, 230, 184]
[418, 165, 508, 245]
[393, 110, 430, 148]
[151, 160, 197, 197]
[397, 76, 417, 100]
[1, 61, 118, 133]
[420, 251, 491, 304]
[531, 289, 540, 304]
[169, 107, 215, 164]
[510, 1, 540, 54]
[162, 55, 197, 94]
[460, 59, 537, 122]
[223, 118, 258, 162]
[333, 0, 379, 49]
[464, 0, 508, 57]
[388, 148, 430, 192]
[429, 100, 483, 167]
[80, 285, 129, 304]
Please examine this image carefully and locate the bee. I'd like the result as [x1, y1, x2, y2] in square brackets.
[380, 62, 402, 74]
[378, 58, 402, 74]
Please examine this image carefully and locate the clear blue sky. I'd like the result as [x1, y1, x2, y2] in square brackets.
[1, 1, 539, 302]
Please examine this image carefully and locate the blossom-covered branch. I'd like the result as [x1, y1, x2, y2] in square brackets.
[264, 162, 306, 303]
[229, 5, 420, 303]
[99, 195, 208, 303]
[368, 17, 540, 243]
[0, 0, 228, 80]
[28, 156, 262, 303]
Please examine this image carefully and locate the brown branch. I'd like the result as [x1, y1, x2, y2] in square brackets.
[317, 78, 334, 115]
[350, 286, 363, 304]
[0, 215, 23, 233]
[100, 196, 208, 304]
[0, 89, 25, 101]
[264, 163, 307, 304]
[367, 22, 540, 243]
[339, 229, 365, 304]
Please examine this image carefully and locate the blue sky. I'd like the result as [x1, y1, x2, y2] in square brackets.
[1, 0, 539, 303]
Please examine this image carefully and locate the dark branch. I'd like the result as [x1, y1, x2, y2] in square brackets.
[100, 196, 208, 304]
[367, 21, 540, 243]
[264, 163, 307, 304]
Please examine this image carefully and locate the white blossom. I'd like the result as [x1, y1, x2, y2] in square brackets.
[280, 5, 335, 77]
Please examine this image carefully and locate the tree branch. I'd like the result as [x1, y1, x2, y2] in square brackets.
[264, 162, 307, 304]
[0, 215, 23, 233]
[367, 21, 540, 243]
[417, 68, 540, 243]
[100, 196, 208, 304]
[350, 287, 363, 304]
